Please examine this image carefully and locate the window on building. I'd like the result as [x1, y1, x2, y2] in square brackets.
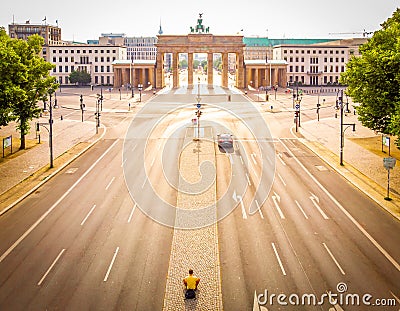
[95, 66, 98, 72]
[71, 57, 74, 62]
[89, 50, 92, 53]
[324, 66, 327, 72]
[336, 58, 339, 62]
[336, 50, 339, 54]
[107, 76, 110, 84]
[301, 66, 304, 72]
[71, 66, 74, 71]
[307, 50, 310, 54]
[341, 58, 345, 62]
[77, 50, 80, 54]
[53, 57, 56, 62]
[59, 66, 62, 72]
[295, 57, 299, 62]
[59, 57, 62, 62]
[107, 50, 110, 53]
[101, 50, 104, 53]
[301, 57, 304, 62]
[53, 67, 56, 72]
[113, 50, 116, 53]
[318, 50, 322, 54]
[101, 57, 104, 62]
[95, 57, 98, 62]
[107, 57, 110, 62]
[65, 66, 68, 72]
[59, 50, 62, 53]
[53, 50, 56, 53]
[95, 76, 98, 84]
[330, 50, 333, 54]
[65, 57, 68, 62]
[283, 50, 287, 54]
[101, 66, 104, 72]
[290, 57, 293, 62]
[330, 57, 333, 62]
[295, 66, 299, 72]
[341, 66, 345, 72]
[107, 66, 110, 72]
[95, 50, 98, 53]
[290, 50, 293, 53]
[289, 66, 293, 72]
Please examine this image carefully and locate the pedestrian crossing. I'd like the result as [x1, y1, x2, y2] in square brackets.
[159, 84, 242, 95]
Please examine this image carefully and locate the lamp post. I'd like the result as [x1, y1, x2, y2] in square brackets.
[138, 83, 143, 102]
[79, 94, 85, 122]
[337, 90, 356, 166]
[49, 92, 54, 168]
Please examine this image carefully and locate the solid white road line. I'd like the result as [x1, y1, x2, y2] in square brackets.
[37, 248, 66, 286]
[390, 291, 400, 304]
[271, 243, 287, 276]
[309, 195, 329, 220]
[0, 139, 120, 263]
[295, 200, 308, 219]
[128, 203, 137, 223]
[255, 199, 264, 219]
[272, 193, 285, 219]
[80, 204, 96, 226]
[251, 153, 257, 165]
[279, 138, 400, 273]
[323, 243, 345, 275]
[239, 195, 247, 219]
[277, 152, 286, 166]
[277, 173, 287, 186]
[245, 173, 251, 186]
[104, 247, 120, 282]
[240, 155, 244, 165]
[105, 177, 115, 190]
[141, 176, 147, 189]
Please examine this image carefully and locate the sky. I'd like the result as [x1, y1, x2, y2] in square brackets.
[1, 0, 399, 42]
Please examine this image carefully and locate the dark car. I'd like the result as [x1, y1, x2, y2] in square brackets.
[217, 133, 234, 151]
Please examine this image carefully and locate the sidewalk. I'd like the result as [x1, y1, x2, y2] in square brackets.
[0, 116, 103, 214]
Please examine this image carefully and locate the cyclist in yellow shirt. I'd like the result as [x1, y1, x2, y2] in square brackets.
[183, 269, 200, 289]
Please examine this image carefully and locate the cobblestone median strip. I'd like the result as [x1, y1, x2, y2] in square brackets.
[163, 127, 223, 310]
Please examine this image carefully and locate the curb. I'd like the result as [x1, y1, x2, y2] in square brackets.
[0, 125, 107, 216]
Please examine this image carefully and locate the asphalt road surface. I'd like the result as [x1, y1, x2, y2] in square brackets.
[0, 85, 399, 310]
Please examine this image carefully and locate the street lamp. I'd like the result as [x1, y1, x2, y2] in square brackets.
[294, 84, 302, 131]
[79, 94, 85, 122]
[95, 93, 102, 134]
[42, 91, 54, 168]
[138, 83, 143, 102]
[336, 90, 356, 166]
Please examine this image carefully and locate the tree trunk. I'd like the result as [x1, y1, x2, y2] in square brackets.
[20, 132, 26, 150]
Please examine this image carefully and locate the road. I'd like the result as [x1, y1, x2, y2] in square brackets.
[0, 84, 399, 310]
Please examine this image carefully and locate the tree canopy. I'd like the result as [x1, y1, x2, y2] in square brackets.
[69, 70, 91, 85]
[0, 28, 58, 149]
[341, 8, 400, 147]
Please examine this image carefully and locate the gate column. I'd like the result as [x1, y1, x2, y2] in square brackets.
[172, 52, 179, 88]
[207, 52, 213, 88]
[222, 52, 228, 88]
[188, 52, 193, 87]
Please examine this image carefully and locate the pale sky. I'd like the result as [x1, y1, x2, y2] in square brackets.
[1, 0, 399, 42]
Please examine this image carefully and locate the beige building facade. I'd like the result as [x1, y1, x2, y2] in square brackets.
[49, 44, 126, 85]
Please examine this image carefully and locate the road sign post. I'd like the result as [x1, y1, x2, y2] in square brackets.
[383, 157, 396, 200]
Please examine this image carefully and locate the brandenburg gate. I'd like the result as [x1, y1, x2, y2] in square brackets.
[113, 14, 287, 89]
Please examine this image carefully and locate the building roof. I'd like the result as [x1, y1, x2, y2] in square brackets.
[243, 37, 337, 47]
[112, 59, 156, 65]
[245, 59, 288, 65]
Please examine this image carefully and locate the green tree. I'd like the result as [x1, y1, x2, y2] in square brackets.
[341, 8, 400, 147]
[0, 29, 58, 149]
[69, 70, 91, 85]
[179, 59, 188, 69]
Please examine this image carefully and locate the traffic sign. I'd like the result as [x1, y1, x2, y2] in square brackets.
[295, 104, 300, 110]
[197, 103, 201, 109]
[383, 157, 396, 170]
